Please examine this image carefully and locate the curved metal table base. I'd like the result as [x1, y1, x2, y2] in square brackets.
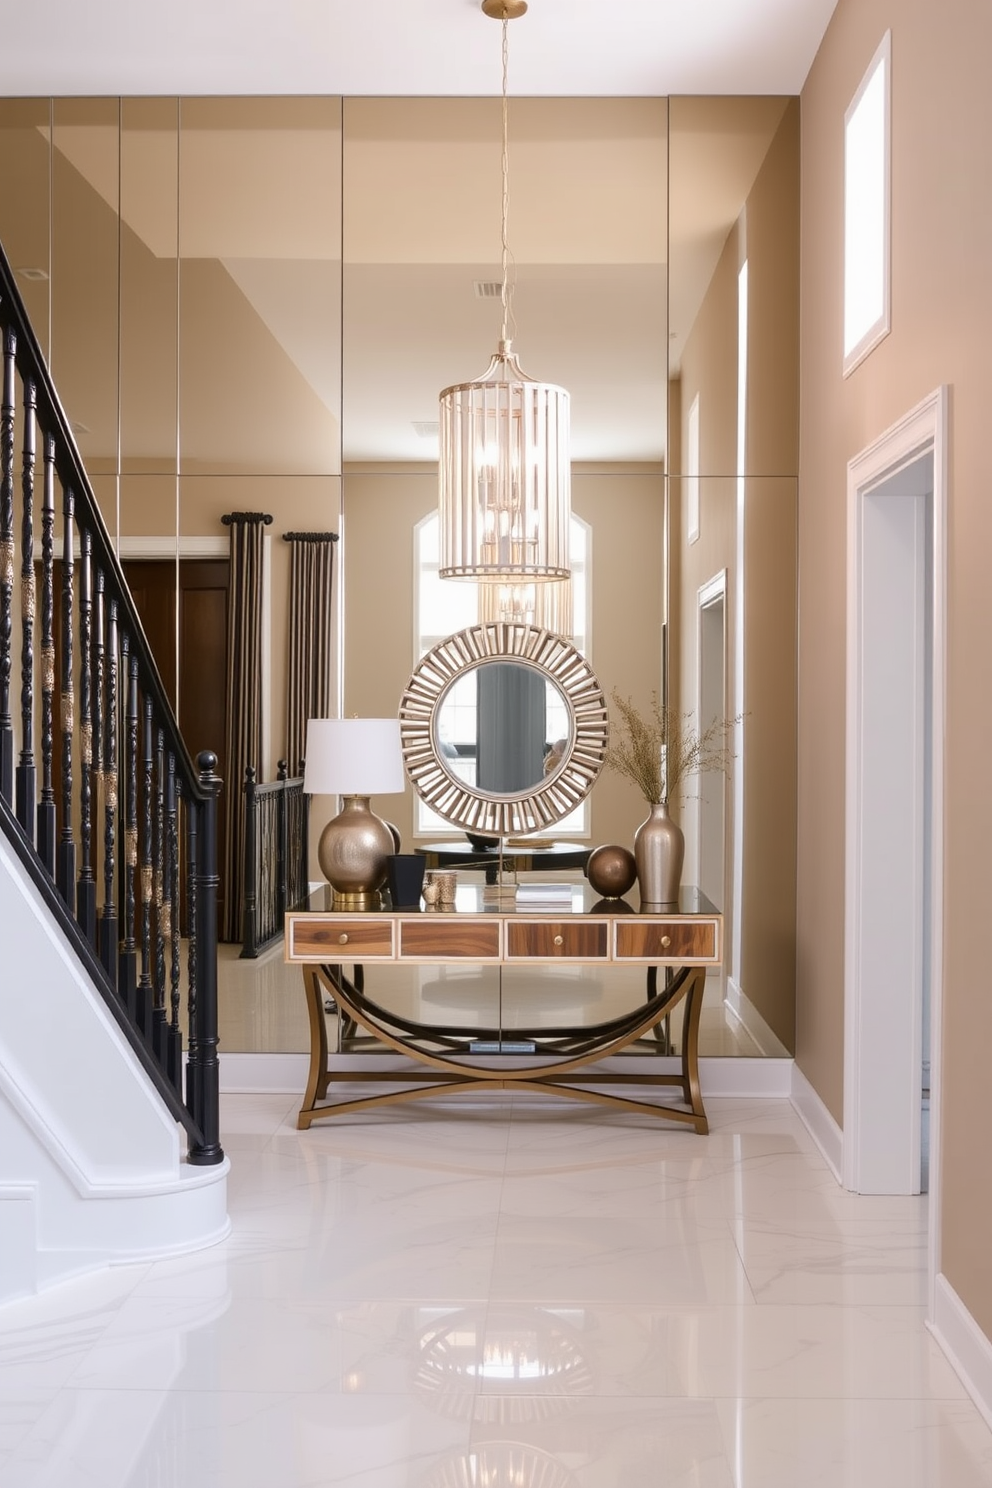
[297, 960, 708, 1132]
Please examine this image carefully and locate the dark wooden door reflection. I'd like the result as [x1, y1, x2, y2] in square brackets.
[124, 559, 230, 933]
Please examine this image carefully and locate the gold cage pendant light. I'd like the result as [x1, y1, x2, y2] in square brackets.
[438, 0, 571, 583]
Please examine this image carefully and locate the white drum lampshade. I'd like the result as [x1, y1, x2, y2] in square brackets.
[304, 719, 406, 909]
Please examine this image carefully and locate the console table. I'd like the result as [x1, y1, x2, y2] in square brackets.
[285, 884, 721, 1132]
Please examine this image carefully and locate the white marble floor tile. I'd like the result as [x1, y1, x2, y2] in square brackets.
[715, 1396, 992, 1488]
[465, 1397, 736, 1488]
[3, 1388, 473, 1488]
[2, 1094, 992, 1488]
[488, 1217, 755, 1306]
[732, 1215, 930, 1305]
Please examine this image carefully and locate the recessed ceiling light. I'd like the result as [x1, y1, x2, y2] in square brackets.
[16, 266, 49, 282]
[412, 421, 439, 438]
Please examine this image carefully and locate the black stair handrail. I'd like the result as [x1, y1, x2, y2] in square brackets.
[0, 237, 223, 1166]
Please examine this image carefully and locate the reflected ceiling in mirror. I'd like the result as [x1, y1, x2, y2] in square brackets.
[399, 623, 608, 837]
[343, 97, 667, 464]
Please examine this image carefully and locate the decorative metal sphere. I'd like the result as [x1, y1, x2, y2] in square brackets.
[585, 844, 637, 899]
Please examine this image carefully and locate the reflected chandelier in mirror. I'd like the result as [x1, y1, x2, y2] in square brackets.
[399, 623, 608, 838]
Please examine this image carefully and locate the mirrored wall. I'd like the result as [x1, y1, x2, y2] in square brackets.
[0, 92, 797, 1055]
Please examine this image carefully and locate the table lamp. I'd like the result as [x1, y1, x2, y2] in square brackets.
[304, 718, 406, 909]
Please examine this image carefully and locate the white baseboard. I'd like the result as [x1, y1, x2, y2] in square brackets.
[220, 1051, 793, 1099]
[220, 1053, 310, 1092]
[790, 1062, 843, 1181]
[725, 977, 790, 1057]
[930, 1273, 992, 1433]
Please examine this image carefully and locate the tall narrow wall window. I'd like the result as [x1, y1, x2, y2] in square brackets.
[844, 31, 891, 375]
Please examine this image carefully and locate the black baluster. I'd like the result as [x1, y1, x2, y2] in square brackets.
[15, 376, 37, 841]
[0, 327, 15, 806]
[98, 594, 118, 985]
[188, 751, 224, 1166]
[136, 694, 154, 1038]
[240, 764, 258, 957]
[118, 639, 138, 1014]
[152, 725, 167, 1061]
[57, 484, 76, 908]
[36, 433, 56, 875]
[166, 753, 183, 1091]
[276, 758, 289, 930]
[76, 530, 96, 943]
[185, 784, 200, 1125]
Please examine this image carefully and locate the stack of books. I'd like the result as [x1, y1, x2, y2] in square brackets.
[513, 882, 577, 910]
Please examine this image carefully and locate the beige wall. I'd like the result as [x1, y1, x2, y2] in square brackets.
[342, 464, 665, 855]
[799, 0, 992, 1334]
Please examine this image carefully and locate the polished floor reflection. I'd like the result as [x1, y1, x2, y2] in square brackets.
[2, 1095, 990, 1487]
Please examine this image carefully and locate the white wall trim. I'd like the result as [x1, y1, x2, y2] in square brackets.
[930, 1274, 992, 1434]
[725, 976, 787, 1058]
[36, 535, 230, 562]
[844, 386, 947, 1312]
[116, 536, 228, 559]
[220, 1053, 311, 1093]
[791, 1062, 843, 1182]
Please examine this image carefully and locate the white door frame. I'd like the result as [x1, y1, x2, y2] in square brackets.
[844, 386, 946, 1309]
[696, 570, 728, 914]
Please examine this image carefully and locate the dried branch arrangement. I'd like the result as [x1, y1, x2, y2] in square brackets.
[607, 689, 738, 805]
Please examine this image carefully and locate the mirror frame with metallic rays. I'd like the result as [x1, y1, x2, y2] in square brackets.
[399, 622, 608, 838]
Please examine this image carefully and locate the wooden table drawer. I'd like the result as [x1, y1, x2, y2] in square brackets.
[615, 919, 718, 962]
[399, 918, 501, 960]
[506, 920, 609, 960]
[289, 917, 394, 959]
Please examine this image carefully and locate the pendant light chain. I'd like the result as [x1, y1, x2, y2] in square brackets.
[500, 16, 510, 347]
[437, 0, 571, 584]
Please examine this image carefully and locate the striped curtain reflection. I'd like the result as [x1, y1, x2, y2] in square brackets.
[285, 531, 338, 775]
[221, 511, 271, 943]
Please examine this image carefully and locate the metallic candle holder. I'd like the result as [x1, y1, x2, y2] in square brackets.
[304, 719, 406, 911]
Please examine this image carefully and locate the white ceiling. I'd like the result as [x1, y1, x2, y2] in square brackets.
[5, 0, 839, 98]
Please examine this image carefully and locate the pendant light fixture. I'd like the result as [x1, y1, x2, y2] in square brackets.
[438, 0, 571, 583]
[477, 577, 573, 637]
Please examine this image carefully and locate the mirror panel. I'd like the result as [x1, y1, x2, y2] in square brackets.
[342, 97, 667, 466]
[0, 93, 801, 1060]
[0, 101, 52, 356]
[179, 97, 342, 477]
[51, 99, 121, 495]
[667, 473, 797, 1055]
[121, 97, 179, 476]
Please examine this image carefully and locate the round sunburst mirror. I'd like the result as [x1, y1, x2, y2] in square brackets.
[399, 623, 608, 838]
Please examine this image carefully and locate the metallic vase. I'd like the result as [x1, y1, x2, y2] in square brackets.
[633, 801, 684, 909]
[317, 794, 395, 910]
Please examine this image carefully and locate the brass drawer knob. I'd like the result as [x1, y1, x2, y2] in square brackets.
[660, 934, 672, 948]
[338, 932, 349, 945]
[553, 934, 564, 947]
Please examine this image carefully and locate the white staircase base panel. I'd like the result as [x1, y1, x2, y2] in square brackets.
[1, 827, 231, 1307]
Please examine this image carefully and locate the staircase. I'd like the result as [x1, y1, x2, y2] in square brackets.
[0, 242, 228, 1303]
